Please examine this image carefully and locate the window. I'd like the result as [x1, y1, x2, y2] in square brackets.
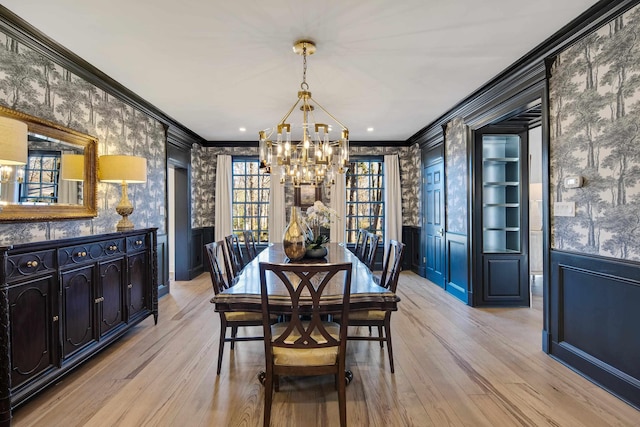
[20, 150, 61, 203]
[232, 158, 270, 243]
[345, 158, 384, 244]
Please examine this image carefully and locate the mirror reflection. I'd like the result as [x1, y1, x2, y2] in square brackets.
[0, 133, 85, 206]
[0, 105, 97, 222]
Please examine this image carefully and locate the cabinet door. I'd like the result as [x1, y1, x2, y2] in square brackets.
[61, 265, 98, 358]
[8, 275, 58, 389]
[98, 258, 126, 336]
[128, 252, 149, 320]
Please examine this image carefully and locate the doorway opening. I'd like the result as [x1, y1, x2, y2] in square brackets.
[168, 164, 190, 281]
[496, 103, 544, 305]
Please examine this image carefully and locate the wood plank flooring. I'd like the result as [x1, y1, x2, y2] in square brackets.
[12, 272, 639, 426]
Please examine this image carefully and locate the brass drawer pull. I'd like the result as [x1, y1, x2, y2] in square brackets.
[53, 315, 59, 322]
[135, 240, 143, 245]
[108, 245, 118, 251]
[26, 260, 38, 268]
[94, 297, 104, 304]
[77, 251, 87, 257]
[128, 284, 133, 289]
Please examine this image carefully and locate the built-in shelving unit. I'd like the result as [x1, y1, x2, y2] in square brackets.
[482, 135, 521, 254]
[473, 127, 529, 307]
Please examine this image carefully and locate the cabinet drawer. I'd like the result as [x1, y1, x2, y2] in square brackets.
[6, 250, 56, 282]
[58, 239, 125, 267]
[127, 234, 147, 252]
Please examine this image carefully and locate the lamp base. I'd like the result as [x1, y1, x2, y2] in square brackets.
[116, 216, 135, 231]
[115, 182, 135, 231]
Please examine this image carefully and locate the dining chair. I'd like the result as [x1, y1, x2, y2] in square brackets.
[363, 232, 380, 271]
[225, 234, 246, 277]
[347, 239, 405, 373]
[205, 241, 263, 375]
[243, 230, 258, 261]
[354, 228, 367, 261]
[258, 261, 353, 427]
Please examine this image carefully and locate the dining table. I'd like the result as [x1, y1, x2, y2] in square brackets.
[211, 242, 401, 384]
[212, 242, 400, 314]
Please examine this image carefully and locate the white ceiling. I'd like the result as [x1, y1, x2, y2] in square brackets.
[2, 0, 598, 142]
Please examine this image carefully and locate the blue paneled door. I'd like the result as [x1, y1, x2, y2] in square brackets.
[424, 162, 445, 288]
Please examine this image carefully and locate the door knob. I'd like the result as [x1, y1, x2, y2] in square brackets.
[437, 228, 444, 236]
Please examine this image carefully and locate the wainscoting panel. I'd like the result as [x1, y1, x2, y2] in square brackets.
[402, 226, 422, 275]
[189, 227, 214, 280]
[550, 250, 640, 409]
[445, 233, 468, 304]
[156, 233, 169, 297]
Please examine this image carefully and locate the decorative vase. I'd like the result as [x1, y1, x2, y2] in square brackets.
[283, 206, 306, 261]
[305, 246, 328, 259]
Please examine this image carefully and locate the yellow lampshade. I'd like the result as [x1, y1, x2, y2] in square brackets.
[60, 154, 85, 181]
[99, 155, 147, 183]
[0, 116, 28, 165]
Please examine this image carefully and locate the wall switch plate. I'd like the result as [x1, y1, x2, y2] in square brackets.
[554, 201, 575, 217]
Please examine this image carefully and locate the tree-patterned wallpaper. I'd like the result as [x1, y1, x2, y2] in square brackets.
[190, 143, 421, 230]
[549, 4, 640, 261]
[445, 117, 468, 235]
[0, 32, 166, 245]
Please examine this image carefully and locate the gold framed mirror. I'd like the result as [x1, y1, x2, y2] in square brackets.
[0, 105, 97, 221]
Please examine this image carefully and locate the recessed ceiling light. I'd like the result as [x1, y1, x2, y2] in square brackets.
[239, 127, 247, 132]
[366, 127, 374, 132]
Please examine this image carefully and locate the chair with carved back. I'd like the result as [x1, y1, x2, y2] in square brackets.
[354, 228, 367, 262]
[347, 239, 405, 373]
[225, 234, 246, 277]
[205, 241, 263, 375]
[243, 230, 258, 261]
[258, 261, 353, 427]
[363, 232, 380, 271]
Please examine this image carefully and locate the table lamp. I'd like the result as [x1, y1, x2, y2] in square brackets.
[0, 116, 28, 178]
[99, 154, 147, 231]
[60, 153, 85, 181]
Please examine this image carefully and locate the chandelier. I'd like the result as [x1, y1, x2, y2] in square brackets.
[259, 40, 349, 186]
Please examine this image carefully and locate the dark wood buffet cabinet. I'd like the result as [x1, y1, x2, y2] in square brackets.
[0, 228, 158, 426]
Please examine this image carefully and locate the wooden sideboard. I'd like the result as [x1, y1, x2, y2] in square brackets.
[0, 228, 158, 426]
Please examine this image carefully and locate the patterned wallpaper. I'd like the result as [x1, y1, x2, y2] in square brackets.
[445, 117, 468, 235]
[0, 32, 166, 245]
[549, 5, 640, 261]
[190, 143, 422, 229]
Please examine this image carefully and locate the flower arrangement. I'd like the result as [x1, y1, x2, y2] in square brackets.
[304, 200, 338, 250]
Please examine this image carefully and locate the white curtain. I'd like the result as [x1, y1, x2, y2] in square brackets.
[268, 175, 286, 243]
[329, 172, 346, 244]
[214, 154, 233, 242]
[384, 154, 402, 249]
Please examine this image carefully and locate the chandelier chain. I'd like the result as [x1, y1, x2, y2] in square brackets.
[300, 44, 309, 91]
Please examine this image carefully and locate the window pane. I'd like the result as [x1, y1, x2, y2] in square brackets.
[232, 159, 271, 241]
[345, 159, 385, 243]
[233, 162, 245, 175]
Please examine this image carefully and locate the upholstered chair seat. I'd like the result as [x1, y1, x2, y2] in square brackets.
[225, 311, 264, 322]
[348, 310, 386, 321]
[271, 321, 340, 366]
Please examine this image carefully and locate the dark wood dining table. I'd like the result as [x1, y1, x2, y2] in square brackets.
[212, 242, 400, 314]
[211, 242, 400, 384]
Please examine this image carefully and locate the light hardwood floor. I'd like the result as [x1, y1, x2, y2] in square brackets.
[13, 272, 639, 426]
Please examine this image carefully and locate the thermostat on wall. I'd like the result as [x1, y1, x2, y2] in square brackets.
[564, 176, 583, 189]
